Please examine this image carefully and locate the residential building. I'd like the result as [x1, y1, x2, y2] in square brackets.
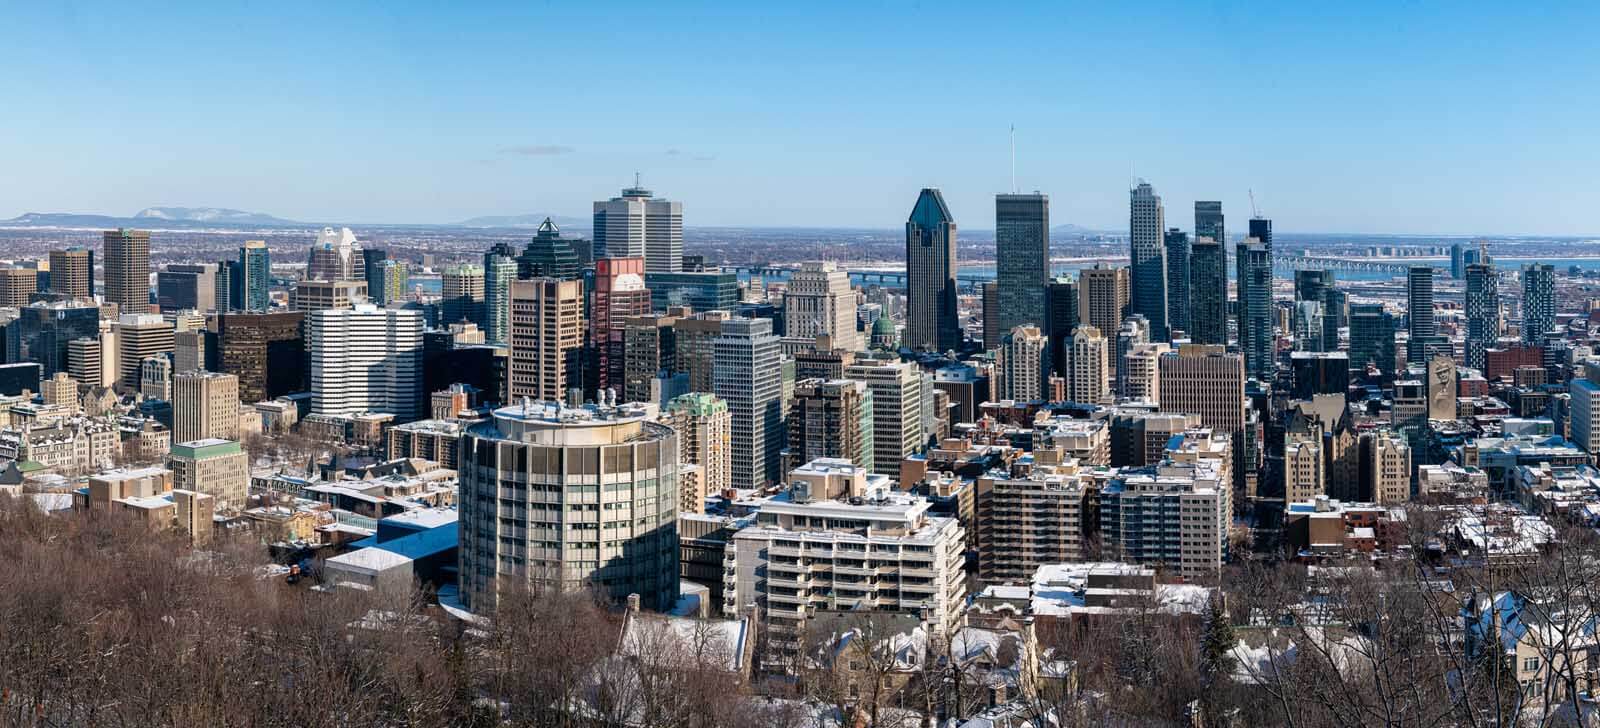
[787, 378, 874, 473]
[995, 325, 1048, 402]
[1464, 262, 1501, 370]
[845, 357, 926, 477]
[1522, 263, 1556, 344]
[661, 392, 732, 513]
[1068, 325, 1109, 405]
[1100, 456, 1229, 579]
[1123, 342, 1169, 403]
[975, 454, 1099, 582]
[1362, 429, 1412, 504]
[1407, 266, 1436, 365]
[482, 243, 518, 344]
[172, 371, 240, 445]
[1077, 264, 1128, 341]
[236, 241, 272, 312]
[1165, 228, 1191, 336]
[1238, 237, 1274, 379]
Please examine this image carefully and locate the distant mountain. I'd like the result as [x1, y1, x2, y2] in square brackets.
[457, 213, 588, 229]
[133, 207, 298, 224]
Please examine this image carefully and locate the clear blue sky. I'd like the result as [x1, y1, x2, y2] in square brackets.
[3, 1, 1596, 234]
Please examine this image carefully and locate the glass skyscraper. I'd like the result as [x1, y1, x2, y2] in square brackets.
[1406, 266, 1436, 365]
[482, 242, 518, 345]
[1464, 262, 1500, 370]
[1164, 228, 1191, 336]
[995, 193, 1049, 332]
[1238, 217, 1274, 379]
[905, 188, 959, 353]
[1522, 263, 1555, 344]
[1128, 182, 1168, 341]
[1189, 236, 1228, 346]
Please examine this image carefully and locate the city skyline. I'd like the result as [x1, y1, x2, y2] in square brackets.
[4, 3, 1599, 235]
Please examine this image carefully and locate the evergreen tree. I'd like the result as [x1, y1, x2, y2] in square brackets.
[1200, 594, 1238, 684]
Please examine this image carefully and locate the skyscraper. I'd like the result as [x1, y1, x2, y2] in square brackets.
[1239, 232, 1274, 379]
[1158, 344, 1246, 434]
[115, 313, 175, 393]
[1194, 201, 1225, 250]
[661, 392, 732, 512]
[1164, 228, 1191, 336]
[1045, 277, 1078, 378]
[981, 282, 1001, 350]
[1077, 264, 1129, 341]
[507, 278, 585, 402]
[156, 263, 220, 312]
[788, 378, 875, 473]
[482, 243, 518, 345]
[373, 259, 408, 306]
[995, 193, 1049, 332]
[784, 261, 860, 351]
[48, 248, 94, 300]
[843, 356, 926, 477]
[172, 371, 241, 444]
[103, 229, 151, 314]
[360, 248, 388, 304]
[1464, 262, 1500, 370]
[1189, 236, 1228, 345]
[1128, 182, 1168, 340]
[1068, 325, 1109, 405]
[305, 227, 365, 281]
[995, 325, 1048, 402]
[714, 317, 783, 488]
[905, 188, 959, 353]
[306, 304, 424, 420]
[237, 241, 271, 312]
[1349, 303, 1397, 378]
[441, 264, 485, 326]
[593, 183, 683, 273]
[0, 267, 37, 307]
[1450, 242, 1467, 279]
[1522, 263, 1556, 344]
[1406, 266, 1436, 365]
[591, 257, 651, 396]
[215, 311, 305, 403]
[517, 218, 583, 280]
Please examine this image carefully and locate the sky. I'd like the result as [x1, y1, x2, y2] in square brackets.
[2, 1, 1597, 235]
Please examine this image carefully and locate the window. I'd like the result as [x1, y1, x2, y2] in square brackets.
[1523, 657, 1540, 673]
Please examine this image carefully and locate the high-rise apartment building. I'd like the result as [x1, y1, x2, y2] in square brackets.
[714, 317, 784, 488]
[215, 311, 305, 403]
[1164, 228, 1191, 336]
[1194, 201, 1225, 250]
[592, 257, 651, 396]
[236, 241, 272, 312]
[995, 325, 1049, 402]
[844, 356, 926, 477]
[305, 227, 365, 282]
[1362, 429, 1412, 504]
[168, 438, 249, 511]
[517, 219, 583, 280]
[1158, 344, 1246, 433]
[788, 378, 875, 473]
[661, 392, 732, 513]
[593, 183, 683, 273]
[306, 305, 425, 420]
[115, 314, 175, 393]
[360, 248, 388, 303]
[975, 455, 1097, 582]
[0, 267, 37, 307]
[482, 243, 517, 345]
[1522, 263, 1556, 344]
[458, 400, 680, 612]
[1123, 342, 1170, 403]
[980, 281, 1001, 350]
[905, 188, 959, 353]
[1407, 266, 1436, 365]
[995, 192, 1049, 332]
[441, 264, 485, 327]
[1101, 454, 1229, 579]
[1238, 239, 1274, 378]
[1128, 182, 1168, 340]
[48, 248, 94, 300]
[372, 259, 408, 305]
[1464, 262, 1501, 370]
[784, 262, 859, 351]
[1189, 236, 1228, 345]
[172, 371, 240, 445]
[1068, 325, 1109, 405]
[1077, 264, 1129, 340]
[103, 229, 152, 314]
[507, 278, 584, 403]
[1115, 315, 1150, 398]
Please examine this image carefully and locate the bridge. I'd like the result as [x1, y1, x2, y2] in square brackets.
[727, 265, 994, 288]
[1273, 253, 1421, 276]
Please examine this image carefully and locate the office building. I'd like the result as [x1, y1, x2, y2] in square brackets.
[372, 259, 408, 306]
[517, 218, 583, 280]
[1571, 374, 1600, 454]
[168, 438, 249, 511]
[714, 318, 783, 488]
[360, 248, 388, 303]
[0, 267, 37, 307]
[306, 305, 425, 420]
[157, 263, 221, 312]
[1164, 228, 1191, 336]
[1290, 352, 1351, 400]
[215, 311, 305, 403]
[1128, 182, 1168, 340]
[646, 271, 740, 312]
[16, 302, 99, 377]
[980, 281, 1001, 350]
[138, 355, 172, 401]
[236, 241, 272, 312]
[172, 371, 240, 445]
[1189, 236, 1228, 345]
[65, 337, 103, 389]
[506, 278, 584, 402]
[621, 314, 678, 403]
[995, 192, 1049, 331]
[116, 314, 175, 393]
[1349, 303, 1397, 377]
[1045, 277, 1078, 378]
[905, 188, 959, 352]
[1464, 262, 1501, 370]
[1406, 266, 1436, 365]
[788, 379, 874, 473]
[1522, 263, 1556, 345]
[661, 392, 732, 513]
[1195, 201, 1225, 249]
[673, 312, 728, 393]
[305, 227, 365, 281]
[594, 183, 683, 273]
[1068, 325, 1109, 405]
[482, 243, 518, 345]
[1158, 344, 1246, 433]
[995, 325, 1048, 402]
[784, 262, 859, 351]
[459, 400, 680, 612]
[592, 257, 651, 395]
[1078, 264, 1129, 340]
[441, 264, 485, 326]
[1115, 315, 1149, 398]
[48, 248, 94, 300]
[291, 279, 366, 311]
[103, 228, 152, 314]
[844, 356, 926, 477]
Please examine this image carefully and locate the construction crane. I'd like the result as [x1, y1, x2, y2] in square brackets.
[1249, 188, 1262, 219]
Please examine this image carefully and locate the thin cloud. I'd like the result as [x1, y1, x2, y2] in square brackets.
[692, 154, 716, 162]
[666, 148, 681, 156]
[500, 145, 575, 156]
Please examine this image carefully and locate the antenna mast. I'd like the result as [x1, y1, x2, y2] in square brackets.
[1009, 125, 1016, 194]
[1249, 188, 1261, 218]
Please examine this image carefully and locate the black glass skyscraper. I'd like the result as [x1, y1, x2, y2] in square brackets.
[1195, 201, 1225, 248]
[1349, 303, 1397, 378]
[1045, 277, 1078, 378]
[1189, 236, 1228, 345]
[517, 218, 582, 281]
[1237, 217, 1274, 378]
[1464, 262, 1500, 370]
[1164, 228, 1191, 336]
[906, 188, 959, 352]
[995, 193, 1049, 332]
[1406, 266, 1436, 365]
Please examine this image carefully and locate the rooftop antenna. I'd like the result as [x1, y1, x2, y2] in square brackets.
[1009, 124, 1016, 194]
[634, 171, 641, 188]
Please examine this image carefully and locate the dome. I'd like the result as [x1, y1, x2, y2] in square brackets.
[872, 316, 895, 335]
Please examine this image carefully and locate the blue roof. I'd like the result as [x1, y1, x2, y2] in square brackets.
[371, 523, 457, 561]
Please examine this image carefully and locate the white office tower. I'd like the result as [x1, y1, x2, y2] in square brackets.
[844, 356, 926, 477]
[305, 227, 366, 281]
[307, 304, 424, 420]
[714, 318, 784, 488]
[593, 183, 683, 273]
[784, 261, 860, 351]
